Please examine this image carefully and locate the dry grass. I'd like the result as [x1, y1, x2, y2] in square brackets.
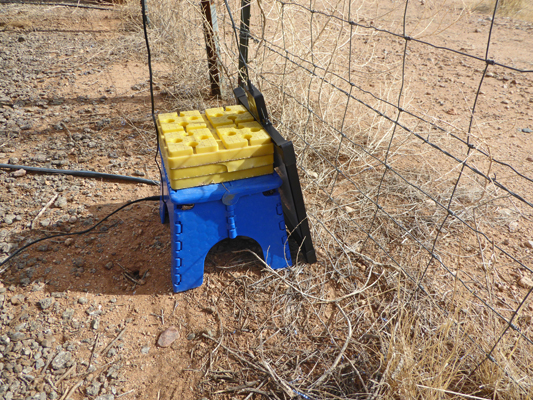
[116, 0, 533, 398]
[472, 0, 533, 20]
[120, 0, 226, 110]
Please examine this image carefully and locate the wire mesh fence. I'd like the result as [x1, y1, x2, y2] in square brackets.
[144, 0, 533, 398]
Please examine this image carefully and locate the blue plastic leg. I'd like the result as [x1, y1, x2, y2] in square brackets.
[233, 190, 292, 270]
[168, 201, 229, 292]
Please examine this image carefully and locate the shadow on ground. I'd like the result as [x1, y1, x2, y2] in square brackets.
[0, 199, 297, 295]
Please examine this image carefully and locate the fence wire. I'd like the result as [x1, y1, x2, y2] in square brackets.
[180, 0, 533, 398]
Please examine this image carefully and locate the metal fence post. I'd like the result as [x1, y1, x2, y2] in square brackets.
[142, 0, 151, 28]
[238, 0, 251, 86]
[201, 0, 223, 97]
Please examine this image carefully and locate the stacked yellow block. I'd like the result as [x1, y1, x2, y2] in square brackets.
[157, 105, 274, 190]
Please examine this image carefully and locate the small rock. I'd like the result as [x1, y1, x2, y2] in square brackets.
[78, 296, 88, 305]
[54, 196, 68, 209]
[62, 308, 74, 320]
[32, 282, 45, 292]
[141, 346, 150, 354]
[345, 206, 354, 213]
[22, 374, 35, 382]
[445, 108, 458, 115]
[18, 36, 25, 42]
[157, 326, 180, 347]
[8, 157, 19, 164]
[3, 214, 16, 225]
[187, 332, 196, 341]
[509, 221, 519, 233]
[0, 334, 10, 345]
[7, 331, 26, 341]
[95, 395, 115, 400]
[40, 219, 51, 228]
[104, 262, 113, 270]
[91, 319, 100, 330]
[10, 294, 25, 305]
[107, 364, 121, 379]
[41, 337, 55, 348]
[51, 351, 72, 370]
[518, 277, 533, 289]
[525, 241, 533, 250]
[12, 168, 26, 177]
[68, 216, 77, 223]
[35, 358, 45, 370]
[522, 128, 532, 133]
[86, 382, 102, 397]
[64, 238, 74, 246]
[37, 244, 49, 252]
[133, 170, 145, 176]
[35, 153, 47, 163]
[38, 297, 54, 310]
[73, 257, 85, 267]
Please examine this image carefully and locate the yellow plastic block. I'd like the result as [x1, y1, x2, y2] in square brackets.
[157, 112, 205, 130]
[165, 154, 274, 180]
[163, 129, 219, 158]
[237, 121, 263, 129]
[160, 138, 274, 169]
[216, 125, 271, 149]
[157, 108, 274, 171]
[225, 105, 249, 114]
[204, 107, 229, 127]
[157, 112, 178, 126]
[179, 110, 202, 117]
[167, 164, 274, 190]
[159, 123, 185, 134]
[159, 121, 274, 168]
[205, 106, 255, 127]
[185, 122, 207, 131]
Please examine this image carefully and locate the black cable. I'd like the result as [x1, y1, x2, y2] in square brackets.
[140, 0, 163, 185]
[0, 195, 160, 272]
[0, 164, 159, 186]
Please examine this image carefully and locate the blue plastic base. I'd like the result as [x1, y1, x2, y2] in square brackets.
[160, 165, 292, 293]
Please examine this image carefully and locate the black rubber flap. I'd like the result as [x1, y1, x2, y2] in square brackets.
[234, 84, 317, 264]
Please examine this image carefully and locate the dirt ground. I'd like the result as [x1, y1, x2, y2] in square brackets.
[0, 1, 532, 400]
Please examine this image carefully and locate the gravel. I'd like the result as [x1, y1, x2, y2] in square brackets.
[38, 297, 54, 310]
[0, 287, 127, 399]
